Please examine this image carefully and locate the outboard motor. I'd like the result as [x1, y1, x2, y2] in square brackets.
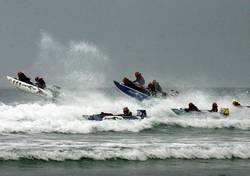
[137, 110, 147, 119]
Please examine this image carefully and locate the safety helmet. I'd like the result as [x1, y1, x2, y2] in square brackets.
[18, 72, 24, 76]
[134, 72, 141, 77]
[123, 107, 129, 113]
[148, 82, 153, 88]
[188, 102, 193, 107]
[122, 77, 129, 83]
[35, 76, 40, 81]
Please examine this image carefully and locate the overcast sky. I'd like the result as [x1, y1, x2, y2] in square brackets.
[0, 0, 249, 88]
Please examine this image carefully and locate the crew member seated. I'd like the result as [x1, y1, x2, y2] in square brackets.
[147, 80, 167, 97]
[184, 102, 200, 112]
[35, 76, 46, 89]
[152, 80, 162, 93]
[123, 77, 145, 93]
[209, 102, 218, 112]
[122, 107, 132, 116]
[152, 80, 168, 97]
[147, 82, 156, 96]
[133, 72, 145, 87]
[17, 72, 34, 85]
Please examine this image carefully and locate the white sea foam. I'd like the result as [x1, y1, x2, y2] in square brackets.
[2, 33, 250, 133]
[0, 141, 250, 161]
[31, 32, 110, 90]
[1, 33, 250, 162]
[0, 90, 250, 135]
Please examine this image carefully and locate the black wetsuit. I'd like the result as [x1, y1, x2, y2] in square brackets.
[18, 73, 34, 85]
[154, 83, 162, 93]
[35, 78, 46, 89]
[184, 105, 200, 112]
[123, 79, 145, 93]
[209, 107, 218, 112]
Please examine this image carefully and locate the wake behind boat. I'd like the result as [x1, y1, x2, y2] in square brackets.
[6, 76, 60, 100]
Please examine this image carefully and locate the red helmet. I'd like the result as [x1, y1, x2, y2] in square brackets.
[123, 107, 129, 114]
[122, 77, 129, 83]
[148, 82, 153, 88]
[134, 72, 141, 77]
[188, 102, 194, 108]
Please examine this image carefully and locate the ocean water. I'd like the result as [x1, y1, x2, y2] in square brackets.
[0, 87, 250, 176]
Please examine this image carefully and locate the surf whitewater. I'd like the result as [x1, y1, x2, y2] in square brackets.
[1, 88, 250, 134]
[1, 34, 250, 161]
[1, 87, 250, 161]
[0, 142, 250, 161]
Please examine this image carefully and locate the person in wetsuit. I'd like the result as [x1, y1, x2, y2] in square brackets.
[147, 82, 156, 96]
[209, 102, 218, 112]
[152, 80, 162, 93]
[35, 76, 46, 89]
[184, 102, 200, 112]
[122, 107, 132, 116]
[17, 72, 34, 85]
[123, 77, 145, 93]
[133, 72, 145, 87]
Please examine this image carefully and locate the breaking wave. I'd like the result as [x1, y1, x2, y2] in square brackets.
[1, 92, 250, 134]
[1, 32, 250, 163]
[1, 142, 250, 161]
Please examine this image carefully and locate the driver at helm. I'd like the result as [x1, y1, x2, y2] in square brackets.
[123, 107, 132, 116]
[184, 102, 201, 112]
[17, 72, 34, 85]
[35, 76, 46, 89]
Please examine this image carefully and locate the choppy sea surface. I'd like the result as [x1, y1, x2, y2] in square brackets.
[1, 87, 250, 176]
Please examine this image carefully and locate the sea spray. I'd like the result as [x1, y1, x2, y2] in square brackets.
[1, 88, 250, 134]
[31, 32, 110, 90]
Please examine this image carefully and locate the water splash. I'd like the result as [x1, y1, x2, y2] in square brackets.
[32, 32, 110, 90]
